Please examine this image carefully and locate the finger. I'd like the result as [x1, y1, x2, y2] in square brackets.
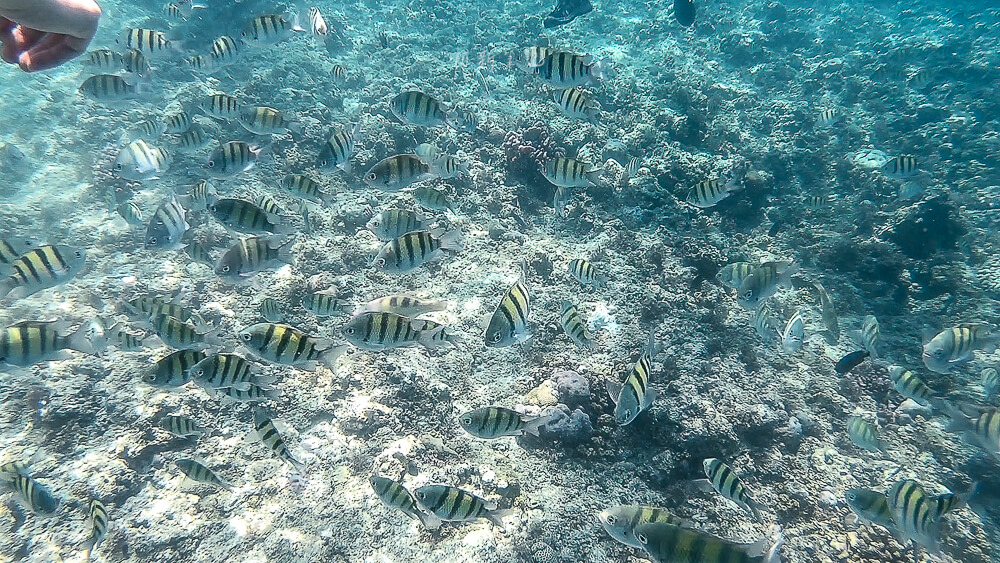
[2, 26, 46, 65]
[19, 33, 86, 72]
[0, 17, 16, 38]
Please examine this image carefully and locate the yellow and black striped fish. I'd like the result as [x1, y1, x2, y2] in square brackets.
[79, 75, 143, 103]
[882, 155, 919, 178]
[252, 409, 303, 468]
[259, 297, 283, 322]
[560, 300, 594, 349]
[158, 415, 204, 437]
[533, 50, 606, 88]
[412, 185, 455, 211]
[716, 261, 754, 289]
[125, 296, 200, 325]
[108, 322, 145, 351]
[188, 353, 255, 389]
[0, 237, 39, 274]
[551, 87, 599, 122]
[607, 328, 657, 425]
[239, 323, 345, 371]
[84, 49, 123, 71]
[3, 472, 59, 514]
[923, 323, 999, 374]
[121, 28, 172, 55]
[372, 229, 463, 273]
[846, 488, 897, 534]
[888, 366, 936, 407]
[239, 106, 301, 135]
[206, 141, 261, 177]
[485, 267, 530, 348]
[634, 522, 781, 563]
[982, 367, 1000, 401]
[148, 313, 216, 350]
[364, 154, 435, 191]
[87, 499, 109, 553]
[458, 406, 549, 439]
[568, 258, 607, 288]
[122, 49, 151, 77]
[0, 244, 86, 299]
[846, 415, 884, 451]
[280, 174, 328, 204]
[412, 485, 504, 527]
[164, 111, 192, 134]
[215, 236, 294, 280]
[0, 320, 103, 366]
[365, 208, 425, 241]
[115, 139, 171, 181]
[144, 196, 190, 250]
[330, 64, 346, 85]
[241, 14, 304, 46]
[178, 124, 210, 150]
[209, 198, 286, 234]
[688, 177, 742, 208]
[218, 383, 277, 402]
[887, 479, 940, 551]
[317, 123, 361, 172]
[701, 458, 764, 521]
[598, 504, 687, 548]
[210, 35, 240, 66]
[390, 90, 448, 127]
[201, 93, 242, 120]
[302, 292, 350, 316]
[542, 157, 599, 187]
[175, 459, 233, 491]
[125, 119, 164, 143]
[357, 295, 447, 317]
[370, 475, 440, 529]
[143, 349, 205, 387]
[341, 311, 455, 350]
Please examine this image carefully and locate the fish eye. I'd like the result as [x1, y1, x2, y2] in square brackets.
[207, 160, 215, 167]
[636, 532, 647, 544]
[375, 258, 385, 267]
[74, 251, 83, 258]
[241, 333, 252, 342]
[605, 515, 616, 525]
[145, 374, 156, 382]
[114, 163, 123, 170]
[490, 332, 502, 343]
[934, 350, 944, 358]
[221, 265, 230, 272]
[461, 417, 472, 425]
[148, 237, 157, 245]
[371, 219, 381, 227]
[366, 173, 376, 181]
[344, 327, 355, 335]
[416, 492, 425, 500]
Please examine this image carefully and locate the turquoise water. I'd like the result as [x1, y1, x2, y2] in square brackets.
[1, 0, 1000, 561]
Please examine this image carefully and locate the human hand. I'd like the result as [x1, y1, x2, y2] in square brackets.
[0, 0, 101, 72]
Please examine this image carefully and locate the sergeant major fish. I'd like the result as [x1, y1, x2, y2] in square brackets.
[688, 176, 742, 209]
[697, 458, 764, 522]
[86, 499, 109, 557]
[188, 353, 258, 390]
[390, 90, 449, 127]
[560, 300, 594, 349]
[356, 295, 447, 317]
[458, 406, 552, 439]
[567, 258, 607, 288]
[364, 154, 436, 191]
[551, 87, 599, 122]
[780, 309, 804, 354]
[253, 409, 304, 468]
[598, 504, 687, 548]
[115, 139, 170, 181]
[0, 237, 39, 275]
[175, 459, 233, 491]
[239, 106, 302, 136]
[370, 475, 441, 529]
[0, 244, 86, 300]
[239, 323, 345, 371]
[259, 298, 283, 322]
[79, 75, 147, 103]
[923, 323, 1000, 374]
[240, 14, 305, 47]
[215, 236, 294, 281]
[412, 185, 456, 211]
[317, 124, 360, 172]
[144, 196, 189, 250]
[302, 292, 350, 316]
[143, 349, 206, 387]
[412, 485, 505, 527]
[0, 320, 103, 366]
[607, 328, 658, 426]
[366, 209, 425, 241]
[737, 261, 797, 309]
[813, 282, 839, 343]
[887, 480, 941, 552]
[209, 198, 287, 234]
[888, 366, 938, 407]
[2, 472, 59, 514]
[372, 229, 463, 273]
[206, 141, 262, 178]
[342, 311, 458, 350]
[533, 50, 606, 88]
[634, 522, 782, 563]
[159, 415, 205, 437]
[485, 266, 530, 347]
[542, 157, 600, 188]
[847, 415, 884, 451]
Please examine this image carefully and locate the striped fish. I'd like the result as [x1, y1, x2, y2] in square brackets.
[458, 406, 549, 439]
[716, 261, 754, 289]
[804, 194, 838, 208]
[846, 488, 898, 535]
[634, 522, 782, 563]
[3, 472, 59, 514]
[115, 139, 170, 181]
[520, 45, 554, 69]
[108, 322, 145, 351]
[370, 475, 440, 529]
[122, 49, 151, 77]
[87, 499, 109, 553]
[317, 124, 361, 172]
[0, 320, 103, 366]
[206, 141, 262, 178]
[186, 54, 214, 73]
[260, 298, 283, 322]
[116, 201, 144, 227]
[364, 154, 435, 191]
[0, 237, 39, 274]
[700, 458, 764, 521]
[330, 64, 347, 85]
[946, 405, 1000, 453]
[308, 7, 328, 35]
[79, 75, 143, 103]
[176, 180, 217, 212]
[215, 236, 294, 280]
[882, 155, 920, 179]
[889, 366, 936, 407]
[241, 14, 304, 46]
[125, 296, 200, 324]
[158, 415, 204, 437]
[560, 300, 594, 349]
[302, 293, 350, 316]
[982, 367, 999, 402]
[780, 308, 804, 354]
[163, 111, 192, 134]
[412, 185, 455, 211]
[209, 198, 286, 234]
[210, 35, 240, 66]
[752, 302, 780, 341]
[813, 283, 839, 343]
[147, 313, 217, 350]
[551, 87, 599, 122]
[281, 174, 328, 204]
[177, 124, 211, 150]
[568, 258, 607, 288]
[923, 323, 1000, 374]
[125, 119, 165, 143]
[372, 229, 463, 273]
[342, 311, 455, 350]
[542, 157, 599, 187]
[175, 459, 233, 491]
[121, 28, 172, 55]
[390, 90, 448, 127]
[688, 177, 742, 208]
[736, 261, 797, 309]
[533, 50, 606, 87]
[252, 410, 303, 468]
[412, 485, 504, 527]
[846, 415, 884, 451]
[239, 106, 301, 135]
[357, 295, 447, 317]
[201, 93, 242, 120]
[143, 349, 205, 387]
[256, 193, 284, 215]
[857, 315, 880, 358]
[84, 49, 123, 71]
[0, 244, 86, 300]
[409, 318, 460, 348]
[598, 504, 687, 548]
[218, 383, 277, 402]
[188, 353, 255, 389]
[485, 267, 531, 347]
[365, 208, 425, 241]
[607, 328, 658, 425]
[239, 323, 345, 371]
[816, 108, 841, 126]
[144, 196, 190, 250]
[887, 479, 941, 551]
[185, 241, 215, 266]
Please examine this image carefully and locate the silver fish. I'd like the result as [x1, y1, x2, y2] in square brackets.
[144, 196, 190, 250]
[607, 328, 658, 425]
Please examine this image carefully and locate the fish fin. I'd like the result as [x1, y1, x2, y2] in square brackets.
[641, 388, 658, 410]
[606, 380, 622, 403]
[692, 478, 715, 492]
[0, 279, 13, 299]
[521, 409, 556, 437]
[762, 526, 784, 563]
[68, 320, 108, 356]
[417, 510, 442, 530]
[438, 229, 464, 252]
[319, 344, 348, 370]
[485, 509, 507, 530]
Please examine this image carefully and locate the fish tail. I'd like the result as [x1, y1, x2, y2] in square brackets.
[438, 229, 464, 252]
[320, 344, 348, 370]
[69, 320, 108, 356]
[522, 408, 556, 437]
[416, 509, 442, 530]
[763, 526, 784, 563]
[0, 279, 12, 299]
